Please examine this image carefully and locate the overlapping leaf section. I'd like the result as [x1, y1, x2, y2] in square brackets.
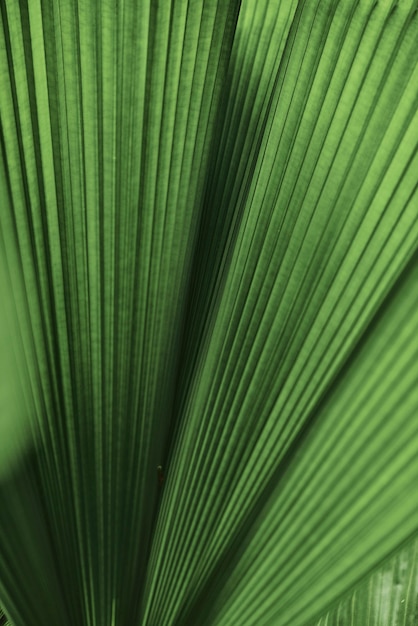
[0, 1, 239, 624]
[313, 538, 418, 626]
[141, 1, 418, 624]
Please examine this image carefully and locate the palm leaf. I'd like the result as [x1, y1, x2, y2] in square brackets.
[0, 0, 417, 625]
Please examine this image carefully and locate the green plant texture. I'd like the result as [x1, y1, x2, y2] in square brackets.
[0, 1, 417, 624]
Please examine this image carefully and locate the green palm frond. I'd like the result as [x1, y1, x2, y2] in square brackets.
[0, 1, 417, 625]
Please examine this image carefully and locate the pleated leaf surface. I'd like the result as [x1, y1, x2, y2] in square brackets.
[0, 1, 417, 625]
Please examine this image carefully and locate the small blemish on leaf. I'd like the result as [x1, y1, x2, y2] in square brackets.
[157, 465, 164, 486]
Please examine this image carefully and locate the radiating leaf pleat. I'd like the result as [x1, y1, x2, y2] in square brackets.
[0, 604, 12, 626]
